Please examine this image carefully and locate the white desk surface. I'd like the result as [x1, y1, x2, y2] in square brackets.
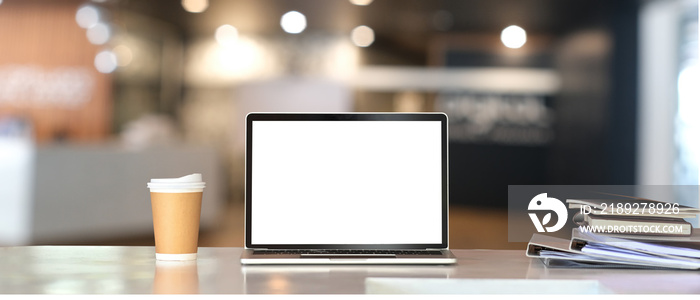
[0, 246, 699, 294]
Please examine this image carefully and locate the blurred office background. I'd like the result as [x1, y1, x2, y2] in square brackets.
[0, 0, 697, 249]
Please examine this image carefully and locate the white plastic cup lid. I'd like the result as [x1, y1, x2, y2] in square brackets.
[147, 173, 206, 190]
[151, 173, 202, 184]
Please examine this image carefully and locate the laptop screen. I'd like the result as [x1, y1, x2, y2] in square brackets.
[246, 113, 448, 249]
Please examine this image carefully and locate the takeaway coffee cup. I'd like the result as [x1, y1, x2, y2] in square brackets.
[147, 173, 206, 261]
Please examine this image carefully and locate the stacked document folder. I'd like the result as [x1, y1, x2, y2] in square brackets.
[527, 196, 700, 269]
[527, 229, 700, 270]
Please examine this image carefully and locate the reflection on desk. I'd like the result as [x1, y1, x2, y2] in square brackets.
[153, 260, 199, 294]
[242, 264, 456, 294]
[1, 246, 700, 294]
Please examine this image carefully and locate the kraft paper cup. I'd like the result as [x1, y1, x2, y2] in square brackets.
[148, 174, 206, 261]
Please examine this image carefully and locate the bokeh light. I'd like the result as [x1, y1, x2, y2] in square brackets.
[94, 50, 118, 73]
[181, 0, 209, 13]
[113, 45, 133, 67]
[215, 24, 239, 48]
[86, 23, 111, 45]
[351, 25, 375, 47]
[349, 0, 374, 6]
[501, 25, 527, 49]
[280, 11, 306, 34]
[75, 5, 100, 29]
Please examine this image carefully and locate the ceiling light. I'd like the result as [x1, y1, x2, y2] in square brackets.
[349, 0, 373, 5]
[351, 25, 375, 47]
[215, 24, 239, 48]
[280, 11, 306, 34]
[182, 0, 208, 13]
[501, 25, 527, 49]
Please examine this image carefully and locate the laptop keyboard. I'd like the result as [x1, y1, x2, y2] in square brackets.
[253, 249, 443, 255]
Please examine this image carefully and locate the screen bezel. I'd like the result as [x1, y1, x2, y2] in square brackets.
[245, 113, 449, 249]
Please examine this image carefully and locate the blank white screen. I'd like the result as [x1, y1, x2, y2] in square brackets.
[251, 120, 443, 245]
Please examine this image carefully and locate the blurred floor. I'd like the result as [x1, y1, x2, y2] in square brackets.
[85, 202, 526, 250]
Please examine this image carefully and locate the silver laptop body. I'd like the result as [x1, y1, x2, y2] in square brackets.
[240, 113, 456, 265]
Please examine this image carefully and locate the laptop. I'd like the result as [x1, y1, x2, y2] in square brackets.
[240, 113, 457, 265]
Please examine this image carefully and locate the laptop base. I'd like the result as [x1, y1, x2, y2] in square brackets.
[240, 249, 457, 265]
